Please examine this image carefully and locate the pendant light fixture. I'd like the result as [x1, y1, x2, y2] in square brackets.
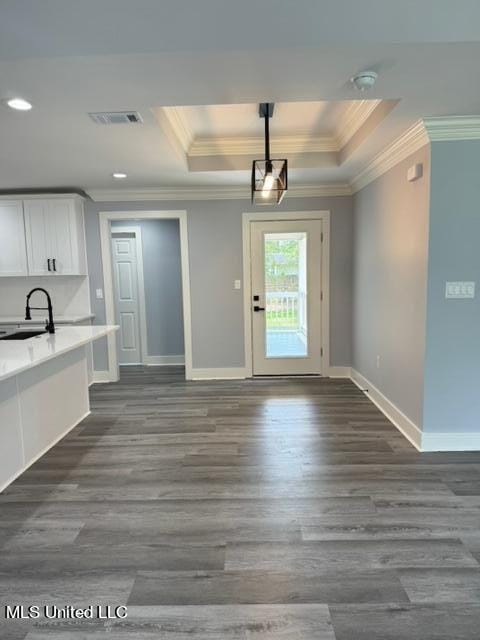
[251, 103, 288, 205]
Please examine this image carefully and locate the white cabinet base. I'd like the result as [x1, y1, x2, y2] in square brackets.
[0, 378, 24, 490]
[0, 346, 90, 492]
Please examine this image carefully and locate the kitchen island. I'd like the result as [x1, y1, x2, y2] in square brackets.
[0, 325, 117, 491]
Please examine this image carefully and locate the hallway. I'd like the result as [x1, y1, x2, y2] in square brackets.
[1, 367, 480, 639]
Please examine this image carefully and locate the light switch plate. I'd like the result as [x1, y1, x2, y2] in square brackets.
[234, 280, 241, 290]
[445, 281, 475, 299]
[95, 288, 104, 300]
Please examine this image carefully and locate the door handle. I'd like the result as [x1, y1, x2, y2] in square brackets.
[52, 258, 57, 272]
[47, 258, 51, 272]
[253, 305, 265, 312]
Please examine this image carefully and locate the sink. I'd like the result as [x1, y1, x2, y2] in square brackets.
[0, 330, 47, 341]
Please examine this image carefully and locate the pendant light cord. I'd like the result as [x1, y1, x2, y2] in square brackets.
[264, 111, 270, 162]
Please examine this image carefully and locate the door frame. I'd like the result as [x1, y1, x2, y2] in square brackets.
[100, 210, 192, 381]
[110, 225, 148, 365]
[242, 210, 330, 377]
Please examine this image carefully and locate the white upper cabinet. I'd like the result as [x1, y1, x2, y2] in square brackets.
[0, 201, 28, 276]
[23, 197, 87, 276]
[23, 199, 51, 275]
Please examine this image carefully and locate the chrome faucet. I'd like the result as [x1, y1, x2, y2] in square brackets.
[25, 288, 55, 334]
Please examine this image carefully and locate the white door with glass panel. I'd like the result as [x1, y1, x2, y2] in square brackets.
[250, 220, 323, 375]
[111, 233, 142, 365]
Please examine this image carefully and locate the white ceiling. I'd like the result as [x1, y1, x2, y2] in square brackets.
[1, 1, 480, 193]
[175, 102, 352, 138]
[159, 100, 388, 174]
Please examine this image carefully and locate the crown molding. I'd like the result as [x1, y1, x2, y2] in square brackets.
[87, 183, 352, 202]
[162, 107, 194, 152]
[288, 183, 352, 197]
[350, 115, 480, 193]
[0, 191, 86, 201]
[188, 102, 381, 157]
[335, 99, 381, 148]
[87, 186, 247, 201]
[351, 120, 429, 193]
[165, 101, 383, 159]
[423, 115, 480, 141]
[189, 134, 338, 156]
[8, 117, 480, 206]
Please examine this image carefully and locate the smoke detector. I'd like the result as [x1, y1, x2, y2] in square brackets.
[351, 71, 378, 92]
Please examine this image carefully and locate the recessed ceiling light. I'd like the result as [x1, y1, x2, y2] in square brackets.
[112, 172, 127, 179]
[5, 97, 33, 111]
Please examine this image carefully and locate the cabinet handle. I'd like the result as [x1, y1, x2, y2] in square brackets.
[47, 258, 51, 272]
[52, 258, 57, 272]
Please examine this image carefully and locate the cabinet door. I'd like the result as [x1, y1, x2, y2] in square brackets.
[48, 199, 86, 275]
[24, 200, 52, 275]
[24, 198, 86, 276]
[0, 201, 28, 276]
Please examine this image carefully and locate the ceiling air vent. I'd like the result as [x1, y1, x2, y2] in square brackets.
[88, 111, 143, 125]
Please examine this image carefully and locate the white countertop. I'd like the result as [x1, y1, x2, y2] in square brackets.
[0, 325, 118, 382]
[0, 314, 95, 325]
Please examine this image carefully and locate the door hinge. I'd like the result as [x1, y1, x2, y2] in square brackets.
[320, 291, 323, 301]
[321, 231, 323, 243]
[321, 347, 323, 357]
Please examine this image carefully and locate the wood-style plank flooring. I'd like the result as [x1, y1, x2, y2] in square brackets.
[1, 366, 480, 639]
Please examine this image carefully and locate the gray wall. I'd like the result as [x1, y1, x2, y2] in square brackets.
[423, 140, 480, 433]
[352, 146, 431, 428]
[84, 195, 353, 371]
[111, 219, 184, 357]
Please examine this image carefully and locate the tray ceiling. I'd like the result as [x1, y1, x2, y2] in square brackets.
[155, 99, 396, 172]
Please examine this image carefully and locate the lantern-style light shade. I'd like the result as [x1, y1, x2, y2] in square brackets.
[251, 158, 288, 205]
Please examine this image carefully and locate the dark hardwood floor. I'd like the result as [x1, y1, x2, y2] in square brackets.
[1, 366, 480, 639]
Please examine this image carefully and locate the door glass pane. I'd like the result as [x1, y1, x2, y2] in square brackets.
[264, 232, 308, 358]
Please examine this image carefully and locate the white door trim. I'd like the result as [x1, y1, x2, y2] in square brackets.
[242, 210, 330, 378]
[111, 226, 148, 365]
[99, 210, 192, 381]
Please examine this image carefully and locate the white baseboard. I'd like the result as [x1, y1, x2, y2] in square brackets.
[329, 366, 352, 378]
[144, 355, 185, 366]
[191, 367, 247, 380]
[350, 368, 422, 451]
[421, 431, 480, 452]
[91, 370, 114, 384]
[88, 363, 479, 452]
[349, 370, 480, 451]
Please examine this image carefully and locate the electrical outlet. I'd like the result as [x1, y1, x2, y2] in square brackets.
[234, 280, 241, 290]
[445, 281, 475, 299]
[95, 288, 104, 300]
[376, 355, 381, 369]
